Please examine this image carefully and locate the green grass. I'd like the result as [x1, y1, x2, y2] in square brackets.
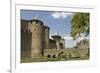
[21, 55, 89, 63]
[21, 48, 89, 63]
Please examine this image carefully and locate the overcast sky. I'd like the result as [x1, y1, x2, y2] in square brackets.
[21, 10, 89, 48]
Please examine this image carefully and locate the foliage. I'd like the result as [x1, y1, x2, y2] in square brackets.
[70, 13, 90, 39]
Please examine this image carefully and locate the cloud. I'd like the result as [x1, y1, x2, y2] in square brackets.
[64, 36, 73, 40]
[51, 12, 73, 19]
[64, 36, 76, 48]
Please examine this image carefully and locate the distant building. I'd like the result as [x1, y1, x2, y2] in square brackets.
[76, 39, 89, 49]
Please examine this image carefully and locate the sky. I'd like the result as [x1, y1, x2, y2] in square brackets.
[21, 10, 89, 48]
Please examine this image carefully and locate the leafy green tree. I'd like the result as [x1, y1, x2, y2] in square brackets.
[70, 13, 90, 39]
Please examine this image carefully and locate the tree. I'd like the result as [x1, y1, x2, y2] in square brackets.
[70, 13, 90, 39]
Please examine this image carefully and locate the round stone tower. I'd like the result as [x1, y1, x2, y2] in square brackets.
[29, 18, 44, 58]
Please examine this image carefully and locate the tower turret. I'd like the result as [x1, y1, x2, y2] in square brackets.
[52, 35, 61, 49]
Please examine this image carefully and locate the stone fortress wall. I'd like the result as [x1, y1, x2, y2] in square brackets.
[21, 17, 65, 59]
